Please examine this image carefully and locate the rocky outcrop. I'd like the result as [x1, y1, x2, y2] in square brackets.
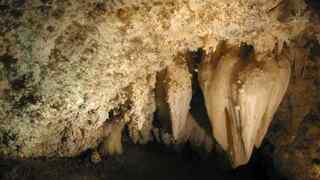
[0, 1, 319, 179]
[0, 0, 170, 158]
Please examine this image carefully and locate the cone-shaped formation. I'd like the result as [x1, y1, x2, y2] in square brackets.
[102, 119, 126, 155]
[155, 56, 213, 150]
[198, 41, 291, 167]
[155, 56, 192, 141]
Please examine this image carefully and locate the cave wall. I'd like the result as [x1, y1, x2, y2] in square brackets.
[266, 34, 320, 180]
[0, 0, 319, 179]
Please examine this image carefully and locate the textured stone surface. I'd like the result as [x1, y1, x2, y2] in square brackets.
[0, 0, 170, 158]
[198, 41, 291, 167]
[0, 2, 318, 177]
[154, 55, 192, 142]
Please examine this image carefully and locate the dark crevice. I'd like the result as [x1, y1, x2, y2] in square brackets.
[13, 94, 40, 109]
[239, 42, 254, 61]
[306, 0, 320, 15]
[153, 69, 172, 134]
[306, 38, 320, 61]
[187, 48, 212, 135]
[107, 99, 131, 122]
[0, 54, 17, 71]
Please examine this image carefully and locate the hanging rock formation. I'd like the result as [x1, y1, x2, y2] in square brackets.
[154, 56, 213, 150]
[198, 41, 291, 167]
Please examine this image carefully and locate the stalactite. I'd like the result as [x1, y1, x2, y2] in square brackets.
[198, 41, 291, 167]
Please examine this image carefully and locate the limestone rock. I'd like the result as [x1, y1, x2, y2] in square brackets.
[155, 55, 192, 142]
[154, 56, 213, 150]
[0, 0, 315, 163]
[198, 41, 291, 167]
[103, 119, 126, 156]
[127, 74, 156, 144]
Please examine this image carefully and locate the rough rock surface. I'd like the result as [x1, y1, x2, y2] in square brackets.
[153, 56, 213, 151]
[0, 1, 319, 179]
[154, 55, 192, 142]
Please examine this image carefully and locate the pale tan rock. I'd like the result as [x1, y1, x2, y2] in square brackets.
[103, 120, 126, 156]
[0, 80, 9, 97]
[166, 57, 193, 141]
[127, 74, 156, 144]
[198, 41, 291, 167]
[155, 56, 213, 149]
[0, 0, 314, 159]
[155, 55, 192, 142]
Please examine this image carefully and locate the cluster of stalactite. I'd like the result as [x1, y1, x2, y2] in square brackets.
[151, 41, 290, 167]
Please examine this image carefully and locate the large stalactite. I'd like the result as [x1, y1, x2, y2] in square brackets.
[198, 41, 291, 167]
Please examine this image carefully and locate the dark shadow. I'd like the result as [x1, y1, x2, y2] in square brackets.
[0, 141, 287, 180]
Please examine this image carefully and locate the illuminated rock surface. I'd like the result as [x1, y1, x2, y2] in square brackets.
[198, 41, 291, 167]
[0, 0, 319, 179]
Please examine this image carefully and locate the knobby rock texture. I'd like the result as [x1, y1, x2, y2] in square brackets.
[0, 0, 319, 179]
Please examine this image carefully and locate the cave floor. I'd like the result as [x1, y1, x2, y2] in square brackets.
[0, 142, 285, 180]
